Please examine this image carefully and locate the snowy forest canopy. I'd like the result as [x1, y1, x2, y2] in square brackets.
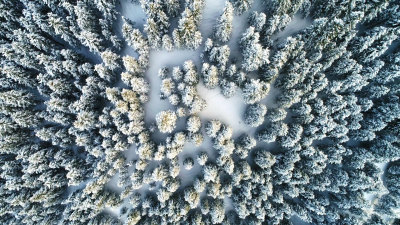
[0, 0, 400, 224]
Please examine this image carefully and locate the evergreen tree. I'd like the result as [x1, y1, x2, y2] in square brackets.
[249, 11, 266, 32]
[240, 27, 269, 72]
[242, 79, 270, 104]
[214, 2, 234, 42]
[173, 8, 203, 50]
[142, 1, 170, 48]
[244, 103, 267, 127]
[230, 0, 253, 15]
[209, 45, 230, 70]
[201, 63, 219, 89]
[156, 110, 177, 133]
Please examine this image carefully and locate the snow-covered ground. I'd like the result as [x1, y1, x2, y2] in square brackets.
[272, 15, 312, 43]
[199, 0, 227, 38]
[198, 84, 251, 138]
[107, 0, 318, 222]
[291, 215, 311, 225]
[118, 0, 146, 30]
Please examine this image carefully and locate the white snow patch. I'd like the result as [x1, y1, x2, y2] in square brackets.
[228, 13, 249, 59]
[291, 214, 311, 225]
[104, 172, 124, 193]
[102, 207, 120, 219]
[224, 196, 234, 212]
[272, 15, 312, 43]
[123, 144, 138, 162]
[199, 0, 227, 39]
[260, 83, 281, 108]
[105, 198, 131, 223]
[65, 180, 90, 196]
[198, 134, 217, 161]
[120, 44, 139, 61]
[197, 84, 252, 138]
[376, 162, 388, 171]
[119, 0, 146, 29]
[364, 192, 378, 203]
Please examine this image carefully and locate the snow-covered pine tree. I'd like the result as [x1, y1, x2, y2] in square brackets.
[173, 8, 202, 50]
[214, 2, 234, 42]
[240, 27, 269, 72]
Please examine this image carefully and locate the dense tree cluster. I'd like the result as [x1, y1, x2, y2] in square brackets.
[1, 0, 400, 224]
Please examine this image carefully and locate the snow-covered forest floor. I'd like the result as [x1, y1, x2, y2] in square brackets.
[1, 0, 400, 224]
[106, 0, 314, 221]
[103, 0, 397, 223]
